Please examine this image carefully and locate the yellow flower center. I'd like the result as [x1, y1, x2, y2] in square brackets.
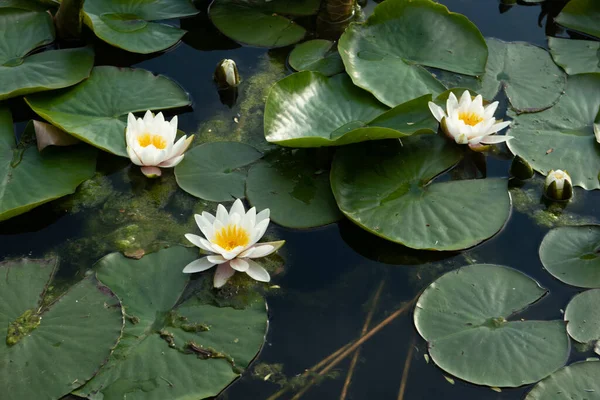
[458, 112, 484, 126]
[213, 225, 250, 251]
[137, 133, 167, 149]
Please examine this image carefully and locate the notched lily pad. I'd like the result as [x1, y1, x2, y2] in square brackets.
[564, 289, 600, 344]
[414, 264, 570, 387]
[548, 37, 600, 75]
[288, 39, 345, 77]
[525, 361, 600, 399]
[0, 256, 123, 400]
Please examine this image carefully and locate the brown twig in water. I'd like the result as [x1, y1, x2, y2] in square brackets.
[339, 280, 385, 400]
[397, 334, 417, 400]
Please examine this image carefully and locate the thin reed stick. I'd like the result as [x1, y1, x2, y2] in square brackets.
[397, 334, 417, 400]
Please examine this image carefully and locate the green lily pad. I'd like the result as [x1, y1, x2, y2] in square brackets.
[82, 0, 199, 54]
[0, 110, 96, 222]
[264, 72, 437, 147]
[506, 73, 600, 190]
[246, 149, 343, 228]
[564, 289, 600, 344]
[555, 0, 600, 39]
[479, 38, 566, 112]
[548, 37, 600, 75]
[330, 134, 510, 250]
[76, 247, 268, 400]
[288, 39, 345, 77]
[539, 225, 600, 288]
[209, 0, 319, 48]
[0, 0, 53, 11]
[338, 0, 487, 107]
[26, 66, 191, 157]
[175, 142, 262, 202]
[414, 264, 570, 387]
[525, 361, 600, 400]
[0, 256, 123, 400]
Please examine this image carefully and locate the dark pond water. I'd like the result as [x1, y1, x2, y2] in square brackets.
[1, 0, 597, 399]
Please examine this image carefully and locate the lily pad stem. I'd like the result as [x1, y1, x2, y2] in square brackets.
[55, 0, 85, 39]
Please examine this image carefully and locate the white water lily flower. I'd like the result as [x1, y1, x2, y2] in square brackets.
[428, 90, 512, 150]
[545, 169, 573, 201]
[183, 199, 285, 288]
[126, 110, 194, 178]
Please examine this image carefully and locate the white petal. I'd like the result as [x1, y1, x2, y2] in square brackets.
[157, 154, 184, 168]
[479, 135, 513, 144]
[169, 135, 189, 158]
[486, 120, 512, 135]
[184, 233, 212, 251]
[245, 259, 270, 283]
[446, 92, 459, 116]
[170, 115, 178, 129]
[229, 199, 245, 218]
[256, 209, 270, 224]
[214, 262, 235, 288]
[216, 204, 229, 225]
[207, 254, 228, 264]
[239, 240, 285, 258]
[143, 110, 154, 124]
[251, 219, 270, 243]
[428, 102, 446, 123]
[194, 214, 214, 240]
[483, 101, 499, 119]
[155, 112, 165, 125]
[127, 146, 143, 166]
[471, 94, 484, 115]
[458, 90, 472, 111]
[245, 207, 256, 229]
[202, 211, 216, 224]
[182, 257, 216, 273]
[230, 258, 249, 272]
[140, 166, 161, 178]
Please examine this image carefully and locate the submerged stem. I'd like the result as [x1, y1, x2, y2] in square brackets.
[55, 0, 85, 39]
[397, 334, 417, 400]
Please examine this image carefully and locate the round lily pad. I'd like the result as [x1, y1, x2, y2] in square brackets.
[479, 38, 566, 112]
[0, 256, 124, 400]
[555, 0, 600, 39]
[506, 73, 600, 190]
[82, 0, 199, 54]
[288, 39, 345, 77]
[175, 142, 262, 202]
[0, 111, 96, 222]
[539, 225, 600, 288]
[330, 134, 511, 250]
[264, 72, 437, 147]
[548, 37, 600, 75]
[209, 0, 318, 48]
[338, 0, 487, 107]
[564, 289, 600, 344]
[76, 247, 268, 400]
[414, 264, 570, 387]
[525, 361, 600, 399]
[25, 66, 191, 157]
[246, 149, 343, 228]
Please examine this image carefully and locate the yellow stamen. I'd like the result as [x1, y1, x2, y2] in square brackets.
[137, 133, 167, 149]
[213, 225, 250, 251]
[458, 112, 484, 126]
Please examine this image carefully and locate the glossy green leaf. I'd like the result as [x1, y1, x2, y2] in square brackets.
[507, 73, 600, 190]
[555, 0, 600, 39]
[175, 142, 262, 202]
[0, 0, 53, 11]
[0, 256, 123, 400]
[82, 0, 198, 54]
[540, 225, 600, 288]
[0, 111, 96, 222]
[564, 289, 600, 344]
[26, 66, 191, 157]
[264, 72, 437, 147]
[0, 8, 53, 59]
[288, 40, 345, 77]
[338, 0, 487, 106]
[548, 37, 600, 75]
[330, 135, 510, 250]
[479, 38, 566, 112]
[525, 361, 600, 400]
[246, 149, 343, 228]
[209, 0, 319, 47]
[76, 247, 268, 400]
[414, 264, 569, 387]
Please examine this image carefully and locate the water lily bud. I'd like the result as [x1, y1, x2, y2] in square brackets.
[214, 59, 240, 88]
[544, 169, 573, 201]
[510, 156, 534, 180]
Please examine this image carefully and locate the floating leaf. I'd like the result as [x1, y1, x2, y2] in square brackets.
[264, 72, 437, 147]
[539, 225, 600, 288]
[0, 110, 96, 222]
[33, 120, 80, 151]
[548, 37, 600, 75]
[0, 256, 123, 400]
[246, 149, 343, 228]
[288, 39, 345, 77]
[564, 289, 600, 344]
[479, 38, 566, 112]
[338, 0, 487, 106]
[209, 0, 319, 47]
[525, 361, 600, 399]
[175, 142, 262, 202]
[330, 134, 510, 250]
[76, 247, 268, 400]
[555, 0, 600, 39]
[414, 264, 569, 387]
[26, 66, 191, 157]
[82, 0, 199, 54]
[506, 73, 600, 190]
[0, 0, 52, 11]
